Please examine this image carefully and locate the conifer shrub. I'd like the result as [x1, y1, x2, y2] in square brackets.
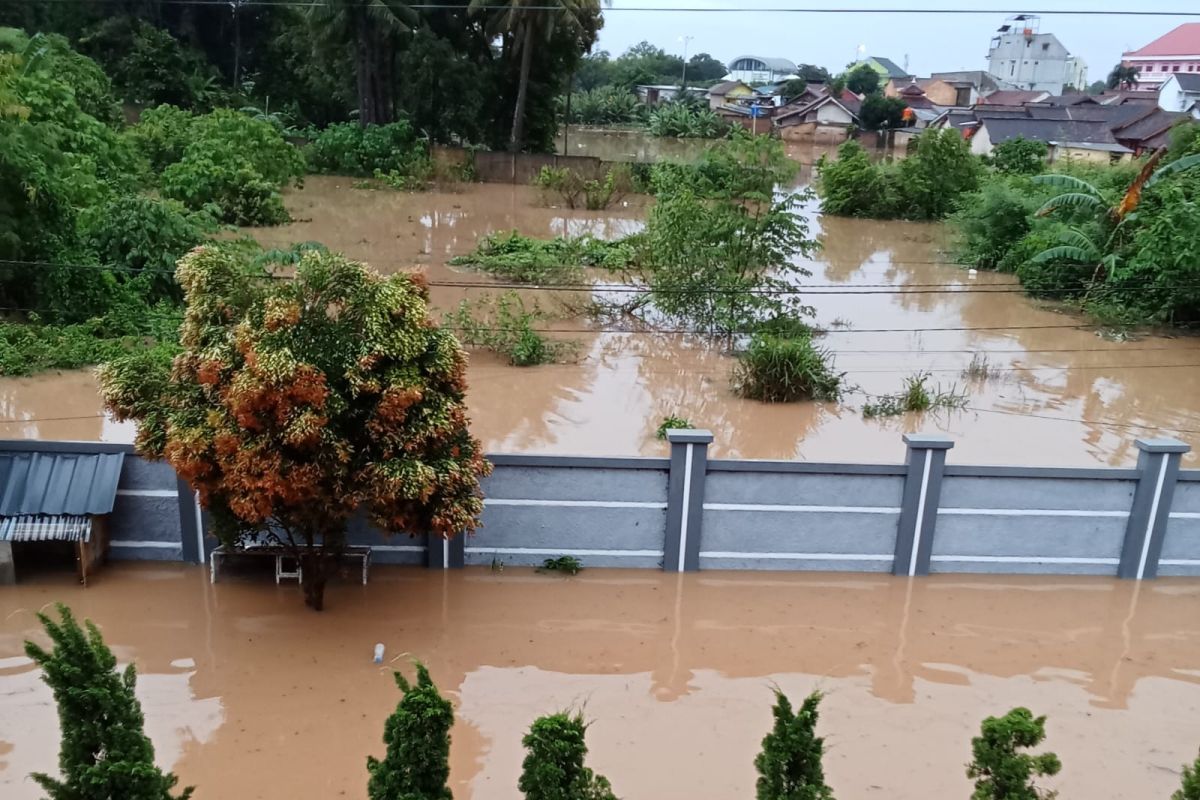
[367, 662, 453, 800]
[966, 708, 1060, 800]
[754, 689, 834, 800]
[519, 712, 617, 800]
[1176, 750, 1200, 800]
[24, 604, 193, 800]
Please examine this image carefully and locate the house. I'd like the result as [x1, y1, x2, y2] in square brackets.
[1047, 141, 1134, 164]
[1121, 23, 1200, 89]
[932, 70, 1001, 103]
[859, 56, 910, 81]
[968, 113, 1128, 160]
[706, 80, 754, 110]
[978, 89, 1051, 106]
[635, 85, 683, 105]
[885, 78, 964, 107]
[986, 14, 1087, 93]
[774, 91, 858, 143]
[1110, 106, 1190, 153]
[724, 56, 798, 85]
[1159, 73, 1200, 113]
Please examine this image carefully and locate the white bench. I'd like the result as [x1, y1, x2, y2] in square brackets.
[209, 544, 372, 585]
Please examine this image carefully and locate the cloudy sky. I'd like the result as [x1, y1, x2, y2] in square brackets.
[594, 0, 1198, 82]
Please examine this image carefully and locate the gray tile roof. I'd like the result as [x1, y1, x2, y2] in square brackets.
[870, 57, 910, 78]
[0, 451, 125, 516]
[979, 116, 1119, 146]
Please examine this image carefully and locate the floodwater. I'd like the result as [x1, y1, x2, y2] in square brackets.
[2, 565, 1200, 799]
[554, 127, 842, 167]
[2, 176, 1200, 466]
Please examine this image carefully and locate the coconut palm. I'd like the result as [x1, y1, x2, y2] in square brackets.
[469, 0, 606, 151]
[1031, 149, 1200, 279]
[309, 0, 416, 125]
[1106, 63, 1140, 90]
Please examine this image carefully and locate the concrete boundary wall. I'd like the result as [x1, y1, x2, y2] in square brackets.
[3, 433, 1199, 580]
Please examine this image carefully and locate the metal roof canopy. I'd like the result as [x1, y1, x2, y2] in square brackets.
[0, 451, 125, 517]
[0, 515, 93, 542]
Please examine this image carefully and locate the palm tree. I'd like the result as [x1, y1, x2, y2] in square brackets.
[309, 0, 416, 125]
[469, 0, 605, 151]
[1031, 149, 1200, 280]
[1106, 63, 1140, 90]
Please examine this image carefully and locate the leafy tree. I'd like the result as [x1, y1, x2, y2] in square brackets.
[518, 711, 617, 800]
[897, 128, 981, 219]
[1107, 63, 1140, 90]
[97, 247, 491, 609]
[816, 140, 899, 218]
[1174, 750, 1200, 800]
[842, 62, 880, 96]
[24, 604, 193, 800]
[754, 689, 834, 800]
[575, 49, 613, 90]
[367, 662, 453, 800]
[990, 136, 1047, 175]
[469, 0, 604, 151]
[78, 17, 222, 108]
[686, 52, 727, 83]
[857, 94, 907, 130]
[952, 178, 1049, 271]
[966, 708, 1060, 800]
[794, 63, 832, 83]
[394, 26, 489, 144]
[780, 79, 814, 102]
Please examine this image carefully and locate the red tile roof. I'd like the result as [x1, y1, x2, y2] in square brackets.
[1123, 23, 1200, 58]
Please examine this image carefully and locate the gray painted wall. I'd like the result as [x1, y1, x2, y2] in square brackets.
[4, 435, 1200, 581]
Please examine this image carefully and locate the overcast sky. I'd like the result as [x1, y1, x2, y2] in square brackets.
[594, 0, 1199, 82]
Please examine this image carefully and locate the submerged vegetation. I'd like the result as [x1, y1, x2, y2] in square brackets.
[532, 163, 633, 210]
[732, 332, 843, 403]
[444, 291, 572, 367]
[861, 373, 967, 419]
[450, 231, 638, 284]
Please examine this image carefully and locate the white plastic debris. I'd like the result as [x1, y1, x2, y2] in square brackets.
[968, 269, 978, 278]
[373, 643, 385, 664]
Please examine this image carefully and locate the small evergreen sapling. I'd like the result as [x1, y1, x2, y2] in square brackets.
[518, 711, 617, 800]
[24, 604, 193, 800]
[967, 708, 1061, 800]
[754, 689, 834, 800]
[367, 662, 454, 800]
[1174, 750, 1200, 800]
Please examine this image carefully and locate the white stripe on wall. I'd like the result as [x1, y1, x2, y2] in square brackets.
[678, 442, 694, 572]
[930, 555, 1119, 565]
[1137, 455, 1171, 580]
[443, 537, 449, 570]
[116, 489, 179, 498]
[704, 503, 901, 514]
[110, 540, 179, 549]
[193, 490, 204, 564]
[909, 450, 933, 577]
[1159, 559, 1200, 566]
[464, 547, 663, 557]
[1168, 512, 1200, 519]
[700, 551, 892, 561]
[940, 508, 1129, 518]
[372, 545, 426, 553]
[485, 499, 667, 509]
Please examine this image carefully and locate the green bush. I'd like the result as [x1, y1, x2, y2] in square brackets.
[816, 140, 899, 218]
[444, 291, 568, 366]
[533, 164, 633, 210]
[367, 662, 452, 800]
[755, 690, 834, 800]
[989, 136, 1048, 175]
[646, 101, 727, 138]
[1175, 750, 1200, 800]
[20, 31, 122, 126]
[187, 108, 305, 186]
[128, 104, 195, 171]
[449, 231, 636, 284]
[967, 708, 1060, 800]
[655, 415, 692, 439]
[652, 131, 798, 199]
[953, 178, 1050, 271]
[732, 333, 842, 403]
[565, 86, 643, 125]
[305, 121, 429, 177]
[79, 17, 222, 109]
[519, 712, 617, 800]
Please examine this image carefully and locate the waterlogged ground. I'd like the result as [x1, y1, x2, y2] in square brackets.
[2, 565, 1200, 799]
[2, 176, 1198, 465]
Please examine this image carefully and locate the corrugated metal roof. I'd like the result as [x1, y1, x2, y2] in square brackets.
[0, 451, 125, 516]
[0, 515, 92, 542]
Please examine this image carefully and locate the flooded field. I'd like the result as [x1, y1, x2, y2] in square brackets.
[2, 175, 1200, 465]
[2, 565, 1200, 799]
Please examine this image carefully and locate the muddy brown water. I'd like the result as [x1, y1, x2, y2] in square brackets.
[2, 564, 1200, 799]
[1, 176, 1199, 465]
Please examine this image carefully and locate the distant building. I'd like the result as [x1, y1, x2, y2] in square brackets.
[1122, 23, 1200, 89]
[931, 70, 1001, 104]
[858, 56, 910, 81]
[885, 77, 966, 107]
[1158, 73, 1200, 113]
[724, 56, 798, 85]
[986, 14, 1087, 94]
[706, 80, 755, 110]
[634, 85, 683, 105]
[978, 89, 1051, 106]
[774, 90, 859, 144]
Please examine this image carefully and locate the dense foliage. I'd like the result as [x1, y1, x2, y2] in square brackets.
[967, 707, 1061, 800]
[445, 291, 569, 366]
[450, 230, 636, 283]
[755, 690, 834, 800]
[25, 605, 193, 800]
[564, 86, 643, 125]
[97, 247, 491, 610]
[518, 712, 617, 800]
[818, 130, 981, 220]
[733, 332, 843, 403]
[1176, 751, 1200, 800]
[575, 41, 726, 90]
[990, 136, 1048, 175]
[305, 120, 429, 178]
[367, 662, 453, 800]
[533, 164, 633, 209]
[857, 94, 908, 131]
[646, 100, 727, 139]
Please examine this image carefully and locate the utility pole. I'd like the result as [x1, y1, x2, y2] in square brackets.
[679, 35, 694, 93]
[231, 0, 243, 91]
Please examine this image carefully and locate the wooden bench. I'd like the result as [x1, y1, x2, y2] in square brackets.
[209, 544, 372, 585]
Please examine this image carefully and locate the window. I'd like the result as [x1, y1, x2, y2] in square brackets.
[1010, 62, 1016, 76]
[1042, 42, 1050, 51]
[1174, 65, 1181, 72]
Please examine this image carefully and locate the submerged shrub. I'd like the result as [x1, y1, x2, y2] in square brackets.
[450, 231, 636, 284]
[306, 121, 429, 177]
[444, 291, 570, 366]
[755, 690, 834, 800]
[732, 333, 842, 403]
[533, 164, 633, 210]
[967, 708, 1060, 800]
[367, 662, 452, 800]
[655, 415, 693, 439]
[1174, 750, 1200, 800]
[519, 711, 617, 800]
[646, 101, 726, 138]
[862, 372, 966, 419]
[952, 178, 1049, 271]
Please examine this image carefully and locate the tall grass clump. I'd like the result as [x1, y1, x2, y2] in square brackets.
[862, 372, 966, 418]
[449, 231, 637, 284]
[444, 291, 571, 366]
[732, 333, 843, 403]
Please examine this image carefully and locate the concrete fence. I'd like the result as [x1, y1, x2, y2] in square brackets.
[3, 432, 1199, 580]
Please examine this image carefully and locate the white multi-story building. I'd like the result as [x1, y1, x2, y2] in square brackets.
[986, 15, 1087, 94]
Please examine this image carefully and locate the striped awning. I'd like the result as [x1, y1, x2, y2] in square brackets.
[0, 515, 92, 543]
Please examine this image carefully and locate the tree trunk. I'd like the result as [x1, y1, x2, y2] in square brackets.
[509, 19, 534, 152]
[355, 8, 375, 126]
[300, 551, 329, 611]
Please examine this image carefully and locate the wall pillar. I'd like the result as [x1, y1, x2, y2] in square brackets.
[0, 541, 14, 585]
[427, 533, 465, 569]
[663, 430, 713, 573]
[1119, 438, 1190, 580]
[177, 478, 204, 564]
[893, 434, 954, 577]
